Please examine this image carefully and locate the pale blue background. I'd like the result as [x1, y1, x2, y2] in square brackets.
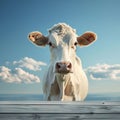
[0, 0, 120, 95]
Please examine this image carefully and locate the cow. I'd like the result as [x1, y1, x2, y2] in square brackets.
[28, 23, 97, 101]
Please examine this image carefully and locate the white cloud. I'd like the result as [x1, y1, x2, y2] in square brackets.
[0, 66, 40, 83]
[0, 57, 47, 84]
[85, 64, 120, 80]
[13, 57, 46, 71]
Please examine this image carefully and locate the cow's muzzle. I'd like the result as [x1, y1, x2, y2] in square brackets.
[55, 61, 72, 74]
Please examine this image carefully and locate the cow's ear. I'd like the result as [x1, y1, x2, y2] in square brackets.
[28, 31, 48, 46]
[77, 32, 97, 46]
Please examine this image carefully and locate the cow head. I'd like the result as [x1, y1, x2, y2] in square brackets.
[28, 23, 97, 74]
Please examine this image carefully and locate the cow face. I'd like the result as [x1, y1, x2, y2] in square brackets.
[28, 23, 97, 74]
[48, 24, 78, 74]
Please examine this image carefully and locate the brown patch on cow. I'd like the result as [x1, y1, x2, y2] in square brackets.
[77, 32, 97, 46]
[50, 79, 60, 95]
[28, 31, 48, 46]
[65, 80, 74, 96]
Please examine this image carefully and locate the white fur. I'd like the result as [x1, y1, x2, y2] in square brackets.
[43, 23, 88, 101]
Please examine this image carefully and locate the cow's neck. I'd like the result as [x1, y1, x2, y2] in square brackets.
[55, 74, 70, 101]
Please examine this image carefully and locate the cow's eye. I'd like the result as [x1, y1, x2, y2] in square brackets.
[48, 42, 56, 48]
[71, 42, 78, 49]
[74, 42, 78, 46]
[48, 42, 52, 46]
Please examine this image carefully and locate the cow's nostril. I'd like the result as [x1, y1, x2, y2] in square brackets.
[56, 63, 61, 69]
[67, 63, 72, 69]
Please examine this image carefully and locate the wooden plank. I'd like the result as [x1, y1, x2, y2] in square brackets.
[0, 101, 120, 114]
[0, 101, 120, 120]
[0, 114, 120, 120]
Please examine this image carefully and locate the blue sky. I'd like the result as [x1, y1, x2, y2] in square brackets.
[0, 0, 120, 95]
